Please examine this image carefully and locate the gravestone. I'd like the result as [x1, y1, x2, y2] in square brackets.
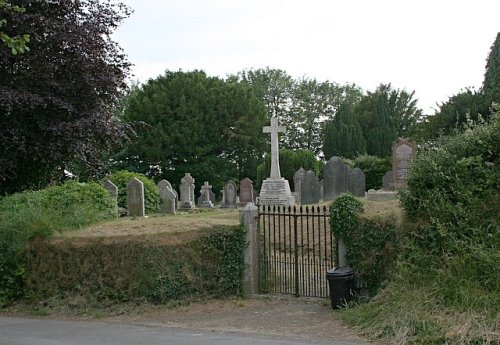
[102, 179, 118, 217]
[179, 173, 196, 209]
[258, 117, 295, 206]
[293, 167, 306, 204]
[323, 156, 349, 200]
[382, 170, 395, 190]
[238, 178, 254, 207]
[301, 170, 320, 205]
[392, 139, 416, 188]
[159, 187, 176, 214]
[157, 179, 177, 214]
[127, 178, 145, 217]
[319, 179, 324, 201]
[221, 180, 237, 208]
[198, 181, 214, 208]
[351, 168, 366, 197]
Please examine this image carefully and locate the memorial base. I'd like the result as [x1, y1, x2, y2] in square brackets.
[179, 201, 196, 209]
[257, 178, 295, 206]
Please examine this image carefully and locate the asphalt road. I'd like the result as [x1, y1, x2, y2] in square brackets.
[0, 316, 364, 345]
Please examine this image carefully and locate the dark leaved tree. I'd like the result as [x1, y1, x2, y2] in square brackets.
[0, 0, 131, 195]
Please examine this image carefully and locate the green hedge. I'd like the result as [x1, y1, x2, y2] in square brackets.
[105, 170, 160, 215]
[0, 181, 116, 303]
[330, 194, 399, 295]
[25, 225, 246, 303]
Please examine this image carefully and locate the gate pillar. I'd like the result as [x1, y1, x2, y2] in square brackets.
[239, 203, 260, 296]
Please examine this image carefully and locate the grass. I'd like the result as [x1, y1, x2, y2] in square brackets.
[54, 208, 240, 239]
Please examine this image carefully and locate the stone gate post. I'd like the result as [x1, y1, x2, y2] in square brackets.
[239, 203, 259, 296]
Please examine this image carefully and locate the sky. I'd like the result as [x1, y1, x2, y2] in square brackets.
[113, 0, 500, 114]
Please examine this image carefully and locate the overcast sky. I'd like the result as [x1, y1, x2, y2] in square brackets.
[113, 0, 500, 114]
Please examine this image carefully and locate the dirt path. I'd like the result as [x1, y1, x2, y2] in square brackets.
[104, 296, 369, 344]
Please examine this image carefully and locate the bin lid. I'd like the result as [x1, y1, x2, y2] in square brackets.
[326, 266, 354, 277]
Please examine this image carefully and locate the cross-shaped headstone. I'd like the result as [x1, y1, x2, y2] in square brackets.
[201, 181, 212, 199]
[263, 117, 286, 179]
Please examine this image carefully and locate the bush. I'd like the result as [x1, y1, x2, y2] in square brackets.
[25, 225, 246, 303]
[330, 194, 399, 295]
[106, 170, 160, 214]
[348, 155, 391, 190]
[0, 181, 116, 303]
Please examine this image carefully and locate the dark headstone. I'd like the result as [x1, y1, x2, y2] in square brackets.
[382, 170, 395, 191]
[351, 168, 366, 197]
[293, 167, 306, 204]
[238, 178, 254, 207]
[324, 156, 349, 200]
[301, 170, 320, 205]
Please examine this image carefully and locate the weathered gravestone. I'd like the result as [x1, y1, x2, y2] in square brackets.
[102, 179, 118, 217]
[382, 170, 395, 190]
[258, 117, 295, 206]
[293, 167, 306, 204]
[238, 178, 254, 207]
[221, 180, 237, 208]
[179, 173, 196, 209]
[301, 170, 321, 205]
[323, 157, 349, 200]
[157, 179, 177, 214]
[198, 181, 214, 208]
[392, 139, 416, 188]
[127, 178, 145, 217]
[319, 179, 324, 200]
[350, 168, 366, 197]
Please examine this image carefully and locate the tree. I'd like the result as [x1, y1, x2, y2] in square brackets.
[0, 0, 131, 195]
[287, 78, 362, 157]
[322, 102, 366, 159]
[0, 0, 30, 55]
[115, 70, 267, 193]
[483, 33, 500, 103]
[353, 84, 422, 156]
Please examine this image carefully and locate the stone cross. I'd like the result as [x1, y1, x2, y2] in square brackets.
[201, 181, 212, 200]
[263, 117, 286, 179]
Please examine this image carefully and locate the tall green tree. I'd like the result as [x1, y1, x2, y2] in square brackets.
[323, 102, 365, 159]
[354, 84, 422, 156]
[288, 78, 362, 156]
[116, 70, 267, 192]
[0, 0, 131, 195]
[483, 32, 500, 106]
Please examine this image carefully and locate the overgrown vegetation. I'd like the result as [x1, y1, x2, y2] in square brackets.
[106, 170, 160, 215]
[341, 109, 500, 344]
[345, 155, 391, 190]
[330, 194, 399, 295]
[25, 225, 246, 304]
[0, 181, 116, 303]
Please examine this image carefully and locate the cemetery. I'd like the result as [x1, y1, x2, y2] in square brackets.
[0, 3, 498, 343]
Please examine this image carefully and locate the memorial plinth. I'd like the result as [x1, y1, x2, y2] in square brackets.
[258, 177, 295, 206]
[258, 117, 295, 206]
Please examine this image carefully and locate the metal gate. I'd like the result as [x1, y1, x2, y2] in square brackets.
[258, 205, 335, 298]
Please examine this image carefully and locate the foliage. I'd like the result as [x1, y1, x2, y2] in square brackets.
[25, 225, 246, 303]
[323, 102, 366, 159]
[232, 68, 363, 157]
[354, 83, 422, 155]
[106, 170, 160, 215]
[0, 0, 131, 195]
[330, 194, 364, 241]
[348, 155, 391, 190]
[255, 149, 320, 190]
[0, 181, 116, 303]
[114, 70, 266, 192]
[0, 1, 30, 54]
[341, 108, 500, 344]
[483, 32, 500, 109]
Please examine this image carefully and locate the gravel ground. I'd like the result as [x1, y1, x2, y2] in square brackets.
[103, 295, 370, 344]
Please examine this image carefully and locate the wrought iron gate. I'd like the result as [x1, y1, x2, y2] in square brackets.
[258, 205, 335, 298]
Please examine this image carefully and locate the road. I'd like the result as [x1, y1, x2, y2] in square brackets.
[0, 316, 364, 345]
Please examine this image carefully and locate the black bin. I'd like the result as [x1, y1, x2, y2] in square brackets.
[326, 266, 354, 309]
